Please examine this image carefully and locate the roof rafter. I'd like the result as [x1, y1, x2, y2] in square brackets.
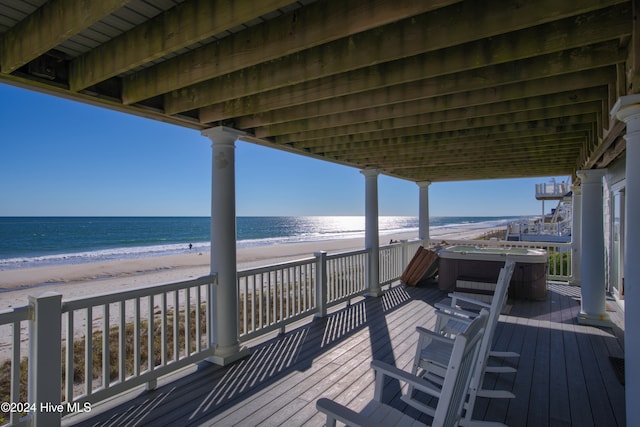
[69, 0, 296, 91]
[121, 0, 460, 104]
[199, 45, 623, 123]
[0, 0, 128, 73]
[166, 2, 630, 115]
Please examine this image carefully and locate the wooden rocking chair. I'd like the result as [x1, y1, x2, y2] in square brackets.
[434, 259, 520, 374]
[403, 260, 517, 427]
[316, 309, 489, 427]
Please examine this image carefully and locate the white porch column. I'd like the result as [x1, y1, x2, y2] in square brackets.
[417, 181, 431, 245]
[201, 126, 249, 365]
[612, 94, 640, 427]
[361, 169, 381, 297]
[576, 169, 610, 327]
[570, 185, 582, 286]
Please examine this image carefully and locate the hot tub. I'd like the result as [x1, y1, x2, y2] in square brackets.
[438, 245, 548, 300]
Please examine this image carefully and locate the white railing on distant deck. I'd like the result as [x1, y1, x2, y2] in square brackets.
[507, 219, 572, 238]
[434, 238, 572, 281]
[535, 181, 569, 198]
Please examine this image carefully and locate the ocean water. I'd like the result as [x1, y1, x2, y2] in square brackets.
[0, 216, 520, 270]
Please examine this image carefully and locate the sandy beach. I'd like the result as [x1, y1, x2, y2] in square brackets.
[0, 224, 499, 311]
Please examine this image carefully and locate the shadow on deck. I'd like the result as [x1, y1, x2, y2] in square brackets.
[65, 283, 625, 427]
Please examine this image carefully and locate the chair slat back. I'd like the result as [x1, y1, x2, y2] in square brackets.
[483, 259, 516, 355]
[432, 309, 489, 427]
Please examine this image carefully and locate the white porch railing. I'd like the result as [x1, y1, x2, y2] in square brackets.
[0, 236, 572, 426]
[0, 275, 213, 426]
[0, 306, 30, 426]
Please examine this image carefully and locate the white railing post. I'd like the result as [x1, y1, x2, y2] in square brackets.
[28, 291, 62, 427]
[400, 240, 409, 271]
[315, 251, 328, 318]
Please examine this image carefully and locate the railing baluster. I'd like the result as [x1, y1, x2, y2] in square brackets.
[185, 288, 191, 356]
[251, 274, 256, 333]
[196, 287, 202, 353]
[161, 293, 167, 366]
[85, 305, 93, 396]
[119, 300, 125, 383]
[102, 303, 110, 390]
[65, 311, 74, 402]
[173, 290, 179, 362]
[258, 273, 264, 330]
[134, 297, 140, 376]
[11, 320, 21, 425]
[147, 295, 154, 374]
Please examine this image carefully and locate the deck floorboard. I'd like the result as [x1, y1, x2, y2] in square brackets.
[65, 283, 626, 427]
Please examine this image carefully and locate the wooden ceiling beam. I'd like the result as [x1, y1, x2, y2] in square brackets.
[237, 81, 610, 129]
[288, 119, 595, 148]
[266, 102, 602, 142]
[275, 108, 599, 145]
[255, 88, 607, 138]
[389, 163, 575, 182]
[69, 0, 295, 91]
[121, 0, 460, 104]
[316, 135, 588, 157]
[166, 2, 630, 114]
[340, 144, 583, 165]
[200, 48, 621, 123]
[0, 0, 128, 73]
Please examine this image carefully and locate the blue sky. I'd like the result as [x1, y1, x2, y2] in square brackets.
[0, 83, 566, 217]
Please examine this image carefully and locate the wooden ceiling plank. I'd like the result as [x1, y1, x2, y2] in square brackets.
[310, 133, 591, 158]
[336, 152, 583, 165]
[166, 2, 631, 114]
[0, 0, 128, 73]
[199, 46, 622, 123]
[288, 118, 595, 148]
[254, 88, 608, 137]
[274, 106, 600, 144]
[254, 97, 602, 139]
[343, 143, 583, 163]
[388, 164, 574, 182]
[69, 0, 295, 91]
[121, 0, 460, 104]
[295, 125, 594, 153]
[238, 81, 609, 129]
[317, 135, 587, 157]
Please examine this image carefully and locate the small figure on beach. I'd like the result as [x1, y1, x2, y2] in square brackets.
[189, 243, 193, 251]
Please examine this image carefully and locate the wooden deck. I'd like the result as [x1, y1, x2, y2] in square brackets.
[65, 282, 626, 427]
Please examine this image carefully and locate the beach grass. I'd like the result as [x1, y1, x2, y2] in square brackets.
[475, 228, 507, 240]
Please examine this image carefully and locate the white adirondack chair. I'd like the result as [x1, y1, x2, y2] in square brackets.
[434, 259, 520, 372]
[316, 309, 489, 427]
[403, 260, 517, 427]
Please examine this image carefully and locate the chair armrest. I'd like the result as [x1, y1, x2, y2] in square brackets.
[316, 398, 380, 427]
[449, 293, 492, 309]
[415, 326, 457, 344]
[370, 360, 442, 399]
[434, 303, 478, 320]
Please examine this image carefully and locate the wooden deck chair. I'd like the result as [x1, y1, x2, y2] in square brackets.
[316, 310, 489, 427]
[435, 259, 519, 369]
[403, 260, 516, 427]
